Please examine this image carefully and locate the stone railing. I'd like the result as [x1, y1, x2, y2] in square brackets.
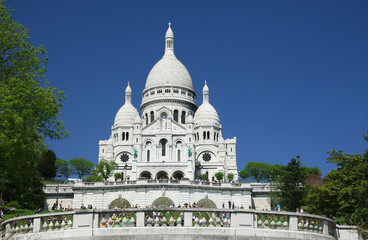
[1, 209, 337, 240]
[74, 180, 246, 188]
[1, 211, 74, 239]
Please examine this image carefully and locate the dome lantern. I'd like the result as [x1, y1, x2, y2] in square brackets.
[165, 22, 174, 53]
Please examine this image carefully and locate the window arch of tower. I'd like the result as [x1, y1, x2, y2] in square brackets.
[120, 132, 129, 141]
[173, 109, 178, 122]
[145, 113, 148, 125]
[202, 131, 211, 140]
[150, 111, 154, 123]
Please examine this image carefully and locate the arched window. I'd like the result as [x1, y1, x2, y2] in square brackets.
[214, 133, 216, 140]
[122, 132, 125, 141]
[207, 131, 210, 140]
[145, 113, 148, 125]
[181, 111, 186, 124]
[178, 149, 181, 162]
[126, 132, 129, 141]
[116, 133, 119, 141]
[216, 133, 219, 141]
[147, 150, 150, 162]
[160, 139, 167, 156]
[197, 133, 199, 141]
[173, 110, 178, 122]
[203, 131, 206, 140]
[150, 111, 154, 122]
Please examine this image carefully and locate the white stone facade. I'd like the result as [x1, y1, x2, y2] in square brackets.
[98, 24, 238, 182]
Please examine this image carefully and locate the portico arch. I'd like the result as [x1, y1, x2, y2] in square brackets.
[140, 171, 152, 179]
[172, 171, 184, 180]
[152, 197, 174, 207]
[197, 198, 217, 208]
[109, 198, 131, 209]
[156, 171, 168, 180]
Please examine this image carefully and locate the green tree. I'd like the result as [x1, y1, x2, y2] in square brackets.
[214, 172, 224, 181]
[69, 158, 94, 179]
[37, 150, 57, 179]
[0, 1, 67, 207]
[276, 158, 306, 211]
[200, 174, 208, 181]
[114, 172, 123, 181]
[227, 173, 234, 181]
[239, 162, 273, 182]
[93, 160, 118, 180]
[84, 174, 104, 182]
[55, 158, 72, 179]
[305, 151, 367, 222]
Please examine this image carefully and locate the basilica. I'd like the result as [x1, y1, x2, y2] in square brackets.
[98, 24, 238, 182]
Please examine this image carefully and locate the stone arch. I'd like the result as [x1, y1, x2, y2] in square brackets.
[156, 170, 168, 179]
[172, 170, 184, 180]
[109, 198, 131, 209]
[152, 197, 174, 207]
[140, 171, 152, 179]
[197, 198, 217, 209]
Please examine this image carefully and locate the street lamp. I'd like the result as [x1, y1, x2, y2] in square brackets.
[56, 173, 61, 207]
[269, 174, 273, 211]
[296, 154, 300, 161]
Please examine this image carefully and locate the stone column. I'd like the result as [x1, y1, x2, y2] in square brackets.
[33, 217, 42, 232]
[289, 215, 298, 231]
[184, 212, 192, 227]
[136, 211, 145, 227]
[322, 220, 329, 235]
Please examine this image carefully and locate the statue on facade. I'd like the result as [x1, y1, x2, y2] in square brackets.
[133, 147, 138, 159]
[188, 146, 192, 158]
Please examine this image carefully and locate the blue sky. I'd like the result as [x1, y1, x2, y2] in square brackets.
[6, 0, 368, 176]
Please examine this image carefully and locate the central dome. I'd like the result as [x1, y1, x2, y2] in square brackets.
[144, 24, 194, 90]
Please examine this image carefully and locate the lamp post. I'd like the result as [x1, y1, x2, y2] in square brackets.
[56, 173, 61, 206]
[269, 174, 273, 211]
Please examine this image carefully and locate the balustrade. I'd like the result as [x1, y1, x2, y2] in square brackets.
[1, 209, 337, 240]
[257, 213, 289, 230]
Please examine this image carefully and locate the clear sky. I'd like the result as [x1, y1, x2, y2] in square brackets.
[6, 0, 368, 176]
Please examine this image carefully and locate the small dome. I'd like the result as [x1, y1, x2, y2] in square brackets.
[114, 103, 139, 126]
[114, 83, 139, 126]
[194, 102, 220, 125]
[134, 115, 141, 124]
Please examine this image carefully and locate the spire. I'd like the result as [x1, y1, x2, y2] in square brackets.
[203, 81, 209, 103]
[165, 22, 174, 53]
[125, 82, 132, 104]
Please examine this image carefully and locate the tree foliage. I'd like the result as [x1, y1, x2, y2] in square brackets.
[227, 173, 234, 181]
[276, 158, 306, 211]
[200, 174, 208, 181]
[214, 172, 224, 181]
[114, 172, 123, 181]
[84, 174, 104, 182]
[305, 151, 368, 223]
[0, 1, 67, 208]
[93, 160, 118, 180]
[37, 150, 57, 179]
[55, 158, 72, 179]
[69, 158, 94, 179]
